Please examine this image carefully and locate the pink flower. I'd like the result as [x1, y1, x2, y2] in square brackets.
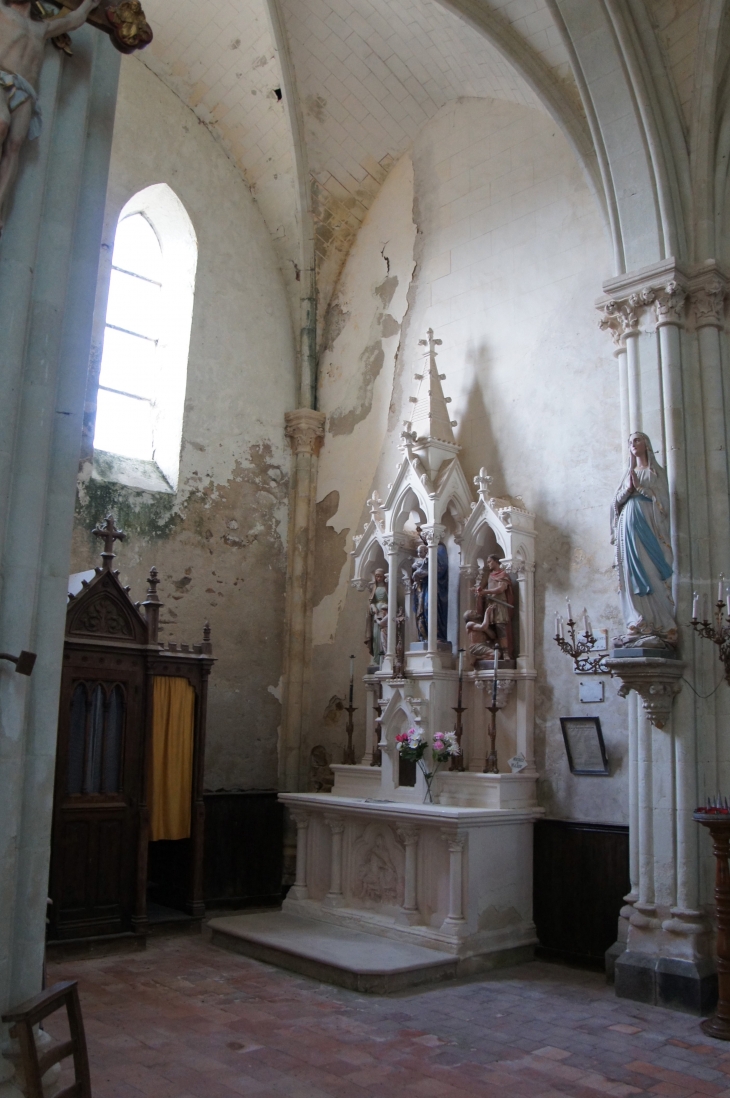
[395, 732, 408, 743]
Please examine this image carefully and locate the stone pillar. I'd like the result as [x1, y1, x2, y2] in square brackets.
[440, 832, 467, 931]
[361, 675, 380, 765]
[397, 826, 420, 925]
[281, 408, 326, 792]
[0, 31, 120, 1098]
[324, 817, 345, 907]
[288, 811, 310, 901]
[382, 536, 399, 675]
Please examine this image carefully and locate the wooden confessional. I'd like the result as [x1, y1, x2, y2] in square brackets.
[48, 516, 215, 942]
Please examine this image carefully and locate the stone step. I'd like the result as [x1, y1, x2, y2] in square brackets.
[208, 910, 458, 993]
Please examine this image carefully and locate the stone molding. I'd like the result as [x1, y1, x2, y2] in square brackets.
[284, 408, 326, 456]
[605, 657, 685, 729]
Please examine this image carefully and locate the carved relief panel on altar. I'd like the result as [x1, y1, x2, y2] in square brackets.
[349, 822, 405, 911]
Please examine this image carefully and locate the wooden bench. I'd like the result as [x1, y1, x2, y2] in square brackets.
[2, 981, 91, 1098]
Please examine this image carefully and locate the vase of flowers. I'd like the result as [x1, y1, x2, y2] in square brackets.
[395, 728, 461, 803]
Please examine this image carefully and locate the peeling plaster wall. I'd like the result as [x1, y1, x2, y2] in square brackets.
[70, 58, 297, 791]
[312, 97, 626, 825]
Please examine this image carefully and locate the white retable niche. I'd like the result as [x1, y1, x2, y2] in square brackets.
[282, 338, 543, 969]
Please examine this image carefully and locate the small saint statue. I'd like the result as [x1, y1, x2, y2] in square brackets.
[411, 530, 449, 643]
[464, 554, 514, 663]
[365, 567, 388, 664]
[0, 0, 100, 229]
[611, 431, 676, 648]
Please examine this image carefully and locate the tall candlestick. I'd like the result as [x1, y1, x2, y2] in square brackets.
[349, 654, 355, 707]
[492, 646, 499, 706]
[693, 591, 699, 620]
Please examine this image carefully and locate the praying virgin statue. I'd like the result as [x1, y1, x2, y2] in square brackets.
[611, 432, 677, 648]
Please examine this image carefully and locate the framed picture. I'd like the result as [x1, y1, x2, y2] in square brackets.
[560, 717, 609, 776]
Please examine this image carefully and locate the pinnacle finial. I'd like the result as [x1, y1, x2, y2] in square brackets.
[91, 514, 126, 569]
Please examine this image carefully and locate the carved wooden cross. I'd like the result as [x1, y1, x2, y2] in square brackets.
[42, 0, 152, 54]
[92, 513, 126, 568]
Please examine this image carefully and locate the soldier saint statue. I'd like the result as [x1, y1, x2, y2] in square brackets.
[464, 554, 514, 663]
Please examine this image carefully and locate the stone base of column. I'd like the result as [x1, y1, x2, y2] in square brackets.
[615, 952, 717, 1014]
[605, 940, 625, 984]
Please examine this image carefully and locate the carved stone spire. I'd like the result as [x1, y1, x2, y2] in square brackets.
[91, 514, 126, 570]
[411, 328, 456, 445]
[401, 330, 460, 481]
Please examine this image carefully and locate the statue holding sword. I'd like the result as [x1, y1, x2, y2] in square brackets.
[464, 553, 514, 663]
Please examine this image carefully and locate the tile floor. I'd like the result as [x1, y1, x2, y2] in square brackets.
[45, 933, 730, 1098]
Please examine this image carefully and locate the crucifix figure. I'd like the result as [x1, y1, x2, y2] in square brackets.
[0, 0, 151, 230]
[92, 513, 125, 569]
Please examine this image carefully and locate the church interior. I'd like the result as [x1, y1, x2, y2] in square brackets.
[4, 0, 730, 1095]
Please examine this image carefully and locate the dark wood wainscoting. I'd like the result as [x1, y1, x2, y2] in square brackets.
[533, 819, 629, 967]
[203, 791, 283, 909]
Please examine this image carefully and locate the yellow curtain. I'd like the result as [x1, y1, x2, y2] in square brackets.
[150, 676, 196, 841]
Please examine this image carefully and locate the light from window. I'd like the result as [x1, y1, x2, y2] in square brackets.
[94, 213, 162, 461]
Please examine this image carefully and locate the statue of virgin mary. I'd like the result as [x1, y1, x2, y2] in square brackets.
[610, 432, 677, 648]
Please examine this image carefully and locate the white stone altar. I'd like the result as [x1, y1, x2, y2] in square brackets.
[280, 331, 543, 975]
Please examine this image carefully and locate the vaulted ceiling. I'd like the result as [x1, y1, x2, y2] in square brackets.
[136, 0, 710, 337]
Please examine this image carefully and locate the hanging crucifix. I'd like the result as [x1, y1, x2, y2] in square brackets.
[0, 0, 151, 229]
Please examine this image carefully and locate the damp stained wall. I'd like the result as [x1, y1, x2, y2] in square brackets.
[70, 57, 297, 791]
[311, 96, 627, 825]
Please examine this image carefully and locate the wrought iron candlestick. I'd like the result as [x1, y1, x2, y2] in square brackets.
[451, 647, 466, 771]
[554, 599, 609, 674]
[484, 647, 500, 774]
[343, 654, 358, 765]
[370, 683, 382, 768]
[690, 587, 730, 686]
[694, 804, 730, 1040]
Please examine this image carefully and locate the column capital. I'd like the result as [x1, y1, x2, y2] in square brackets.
[397, 825, 420, 846]
[285, 408, 326, 456]
[690, 275, 727, 329]
[653, 281, 687, 327]
[420, 523, 446, 546]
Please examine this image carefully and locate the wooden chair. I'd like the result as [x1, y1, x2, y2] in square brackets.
[2, 981, 91, 1098]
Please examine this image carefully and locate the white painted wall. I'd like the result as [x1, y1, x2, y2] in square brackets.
[72, 57, 297, 790]
[313, 96, 626, 824]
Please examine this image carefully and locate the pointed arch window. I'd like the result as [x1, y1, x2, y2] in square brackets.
[93, 184, 197, 491]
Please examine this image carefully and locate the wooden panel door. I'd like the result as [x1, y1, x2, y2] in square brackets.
[50, 651, 146, 939]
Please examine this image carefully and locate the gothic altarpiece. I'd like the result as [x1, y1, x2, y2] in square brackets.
[280, 333, 542, 968]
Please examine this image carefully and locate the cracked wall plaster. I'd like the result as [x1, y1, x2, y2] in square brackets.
[310, 97, 627, 825]
[71, 61, 296, 792]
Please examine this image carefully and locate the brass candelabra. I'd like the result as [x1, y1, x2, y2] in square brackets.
[690, 595, 730, 686]
[553, 602, 609, 675]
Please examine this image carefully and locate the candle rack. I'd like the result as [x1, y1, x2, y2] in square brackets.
[690, 600, 730, 686]
[554, 613, 609, 675]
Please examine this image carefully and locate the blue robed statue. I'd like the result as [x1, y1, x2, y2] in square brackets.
[412, 537, 448, 643]
[610, 431, 677, 648]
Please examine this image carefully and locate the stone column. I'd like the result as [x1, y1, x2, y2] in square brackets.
[361, 675, 380, 765]
[0, 32, 120, 1098]
[440, 831, 467, 931]
[288, 811, 310, 901]
[421, 524, 445, 659]
[397, 826, 420, 925]
[382, 536, 399, 675]
[281, 409, 326, 792]
[324, 817, 345, 907]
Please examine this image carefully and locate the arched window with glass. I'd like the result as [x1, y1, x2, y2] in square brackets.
[93, 185, 197, 490]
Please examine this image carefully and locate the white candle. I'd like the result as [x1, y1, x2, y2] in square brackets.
[494, 647, 499, 673]
[692, 591, 699, 620]
[458, 648, 464, 680]
[586, 615, 592, 636]
[702, 593, 710, 622]
[559, 616, 565, 640]
[583, 609, 589, 634]
[349, 654, 355, 685]
[554, 611, 560, 637]
[719, 575, 725, 604]
[566, 598, 572, 622]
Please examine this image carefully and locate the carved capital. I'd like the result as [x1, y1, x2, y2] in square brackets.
[289, 809, 311, 829]
[440, 829, 467, 853]
[691, 277, 726, 328]
[598, 290, 656, 344]
[605, 657, 685, 729]
[325, 815, 345, 835]
[397, 825, 420, 846]
[285, 409, 326, 456]
[654, 281, 687, 327]
[421, 524, 446, 547]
